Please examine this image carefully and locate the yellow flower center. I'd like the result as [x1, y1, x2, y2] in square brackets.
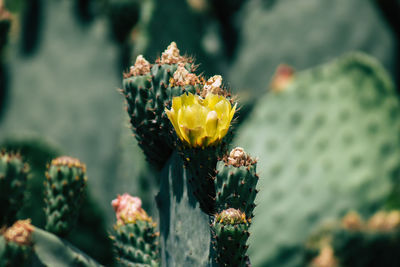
[165, 93, 236, 148]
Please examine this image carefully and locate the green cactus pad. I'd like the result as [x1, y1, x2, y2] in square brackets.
[0, 151, 29, 226]
[157, 151, 211, 266]
[215, 153, 258, 218]
[122, 53, 200, 169]
[234, 52, 400, 267]
[44, 156, 87, 236]
[32, 226, 102, 267]
[111, 221, 159, 267]
[212, 208, 250, 267]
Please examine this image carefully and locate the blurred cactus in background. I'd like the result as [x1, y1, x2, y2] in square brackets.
[305, 210, 400, 267]
[235, 52, 400, 266]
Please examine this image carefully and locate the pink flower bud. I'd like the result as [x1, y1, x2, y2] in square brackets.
[112, 193, 150, 225]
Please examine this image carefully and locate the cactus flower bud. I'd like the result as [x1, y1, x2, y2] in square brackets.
[112, 193, 150, 225]
[270, 64, 295, 92]
[165, 92, 236, 148]
[341, 211, 363, 230]
[216, 208, 247, 225]
[4, 219, 34, 246]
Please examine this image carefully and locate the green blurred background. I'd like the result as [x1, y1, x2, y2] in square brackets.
[0, 0, 399, 266]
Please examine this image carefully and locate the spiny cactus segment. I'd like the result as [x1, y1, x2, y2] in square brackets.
[211, 208, 250, 267]
[110, 194, 160, 267]
[0, 219, 33, 267]
[44, 156, 87, 236]
[122, 42, 202, 169]
[0, 151, 29, 226]
[215, 147, 259, 218]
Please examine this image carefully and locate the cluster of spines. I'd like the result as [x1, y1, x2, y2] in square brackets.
[0, 151, 29, 227]
[122, 42, 202, 169]
[111, 220, 160, 267]
[214, 147, 259, 219]
[0, 219, 34, 267]
[211, 208, 250, 267]
[43, 156, 87, 236]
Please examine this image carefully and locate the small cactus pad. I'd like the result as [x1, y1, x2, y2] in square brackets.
[122, 43, 201, 169]
[215, 147, 259, 218]
[0, 151, 29, 226]
[44, 156, 87, 236]
[212, 208, 250, 267]
[0, 219, 33, 267]
[234, 53, 400, 266]
[111, 194, 159, 266]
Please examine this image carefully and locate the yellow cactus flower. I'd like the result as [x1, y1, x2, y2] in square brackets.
[165, 93, 236, 148]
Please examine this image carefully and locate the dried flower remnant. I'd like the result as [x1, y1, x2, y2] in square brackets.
[160, 42, 185, 64]
[4, 219, 34, 246]
[128, 55, 151, 77]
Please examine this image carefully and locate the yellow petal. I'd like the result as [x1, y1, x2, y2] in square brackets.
[165, 108, 182, 140]
[229, 103, 237, 122]
[177, 109, 191, 144]
[187, 127, 205, 147]
[172, 96, 182, 111]
[204, 94, 220, 109]
[205, 111, 218, 137]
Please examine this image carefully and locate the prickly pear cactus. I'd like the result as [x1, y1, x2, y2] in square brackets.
[110, 193, 160, 266]
[234, 52, 400, 267]
[122, 43, 201, 169]
[44, 156, 87, 236]
[0, 151, 29, 226]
